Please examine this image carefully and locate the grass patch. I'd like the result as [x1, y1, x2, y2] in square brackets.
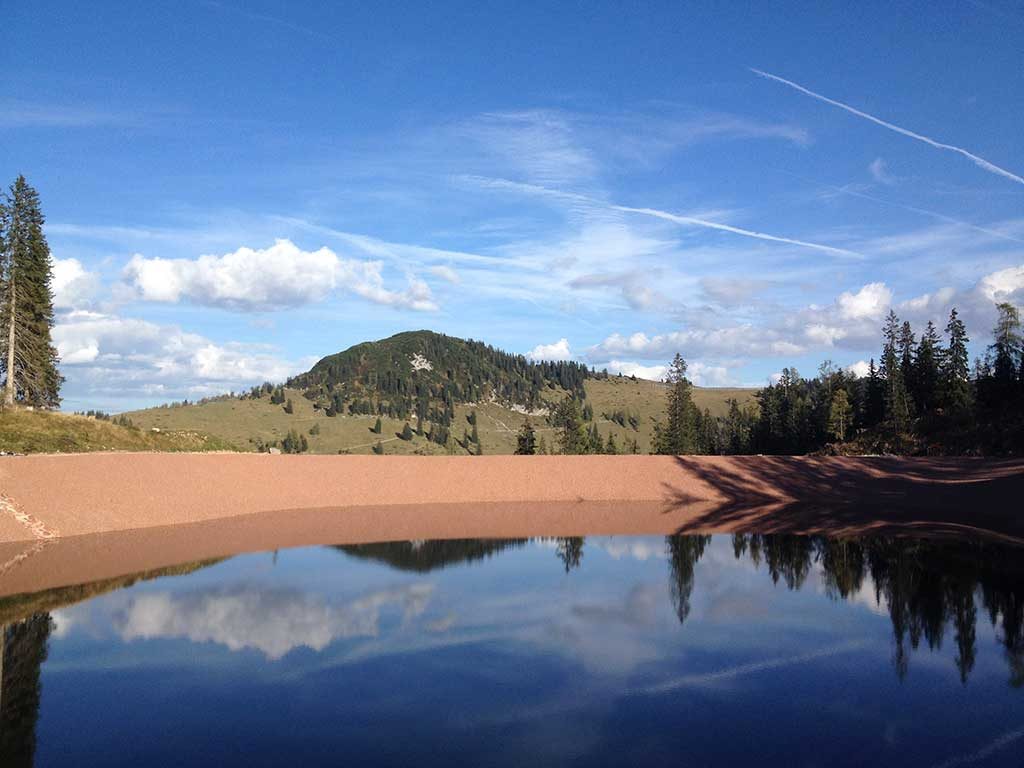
[0, 409, 237, 454]
[123, 380, 758, 455]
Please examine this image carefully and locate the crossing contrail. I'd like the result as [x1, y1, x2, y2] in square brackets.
[751, 68, 1024, 186]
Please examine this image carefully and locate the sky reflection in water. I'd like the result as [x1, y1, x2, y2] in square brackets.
[3, 533, 1023, 767]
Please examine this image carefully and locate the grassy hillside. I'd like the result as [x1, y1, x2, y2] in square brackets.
[0, 409, 236, 454]
[124, 378, 757, 455]
[291, 329, 590, 414]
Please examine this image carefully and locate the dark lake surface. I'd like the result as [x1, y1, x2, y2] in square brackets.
[2, 533, 1023, 766]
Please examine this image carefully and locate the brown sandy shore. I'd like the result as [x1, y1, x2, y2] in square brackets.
[0, 453, 1022, 597]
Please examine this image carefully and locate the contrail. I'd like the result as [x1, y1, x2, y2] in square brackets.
[464, 174, 865, 258]
[630, 640, 868, 694]
[751, 68, 1024, 186]
[613, 204, 864, 258]
[776, 169, 1024, 245]
[931, 725, 1024, 768]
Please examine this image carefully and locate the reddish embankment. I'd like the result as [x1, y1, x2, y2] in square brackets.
[0, 453, 1022, 596]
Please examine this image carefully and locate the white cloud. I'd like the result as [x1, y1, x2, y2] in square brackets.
[804, 324, 848, 346]
[603, 361, 668, 381]
[527, 338, 572, 361]
[53, 310, 305, 400]
[52, 257, 100, 309]
[846, 360, 872, 378]
[687, 361, 735, 387]
[836, 282, 892, 321]
[976, 264, 1024, 303]
[122, 239, 437, 312]
[587, 327, 805, 361]
[868, 157, 896, 185]
[117, 584, 433, 660]
[428, 265, 461, 284]
[898, 286, 956, 314]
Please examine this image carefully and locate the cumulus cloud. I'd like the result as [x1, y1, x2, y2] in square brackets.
[117, 584, 434, 660]
[122, 239, 437, 312]
[53, 310, 304, 400]
[52, 257, 100, 309]
[976, 264, 1024, 304]
[603, 360, 668, 381]
[527, 338, 572, 361]
[846, 360, 872, 378]
[836, 282, 892, 321]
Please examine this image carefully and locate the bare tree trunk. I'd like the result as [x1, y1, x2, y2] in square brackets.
[4, 282, 14, 408]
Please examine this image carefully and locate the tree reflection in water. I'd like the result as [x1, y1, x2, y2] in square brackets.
[669, 532, 1024, 686]
[0, 614, 52, 768]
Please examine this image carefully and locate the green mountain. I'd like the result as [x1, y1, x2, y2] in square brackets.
[285, 330, 590, 420]
[122, 330, 758, 456]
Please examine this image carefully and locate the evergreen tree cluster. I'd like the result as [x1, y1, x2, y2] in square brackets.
[749, 305, 1023, 455]
[0, 176, 62, 408]
[288, 330, 591, 423]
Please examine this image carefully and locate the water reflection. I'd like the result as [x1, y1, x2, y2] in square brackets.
[1, 615, 51, 768]
[0, 532, 1022, 766]
[725, 533, 1024, 686]
[334, 539, 527, 572]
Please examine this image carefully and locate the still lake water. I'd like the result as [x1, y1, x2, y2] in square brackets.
[2, 533, 1023, 767]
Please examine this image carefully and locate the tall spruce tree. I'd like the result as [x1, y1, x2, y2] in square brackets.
[941, 308, 972, 413]
[898, 320, 917, 403]
[0, 176, 62, 407]
[990, 302, 1022, 388]
[913, 321, 942, 413]
[655, 354, 698, 454]
[880, 310, 912, 434]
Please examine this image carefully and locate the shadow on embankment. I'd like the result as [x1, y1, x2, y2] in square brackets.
[662, 456, 1024, 542]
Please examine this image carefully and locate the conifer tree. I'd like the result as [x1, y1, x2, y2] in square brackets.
[990, 302, 1022, 389]
[604, 431, 618, 454]
[372, 440, 384, 455]
[400, 422, 413, 440]
[827, 388, 852, 441]
[941, 308, 972, 413]
[913, 321, 942, 413]
[0, 176, 62, 407]
[551, 397, 587, 454]
[898, 320, 917, 404]
[515, 418, 537, 455]
[373, 416, 382, 434]
[284, 398, 294, 414]
[655, 354, 698, 454]
[865, 358, 885, 426]
[881, 311, 912, 435]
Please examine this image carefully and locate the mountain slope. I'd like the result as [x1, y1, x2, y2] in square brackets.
[0, 409, 236, 454]
[290, 330, 590, 417]
[123, 331, 759, 455]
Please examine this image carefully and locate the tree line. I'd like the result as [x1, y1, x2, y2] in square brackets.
[645, 304, 1023, 457]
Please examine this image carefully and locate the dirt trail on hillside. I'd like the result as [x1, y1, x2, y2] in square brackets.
[0, 454, 1022, 596]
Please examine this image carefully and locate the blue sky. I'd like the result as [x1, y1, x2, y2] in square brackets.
[2, 0, 1022, 411]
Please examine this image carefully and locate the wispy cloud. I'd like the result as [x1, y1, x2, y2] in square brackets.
[751, 68, 1024, 186]
[868, 157, 896, 185]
